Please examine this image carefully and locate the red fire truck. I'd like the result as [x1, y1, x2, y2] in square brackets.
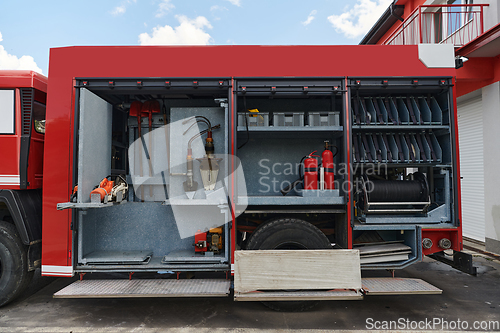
[0, 44, 475, 311]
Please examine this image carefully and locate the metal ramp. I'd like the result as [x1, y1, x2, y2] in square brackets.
[54, 279, 230, 298]
[362, 277, 442, 295]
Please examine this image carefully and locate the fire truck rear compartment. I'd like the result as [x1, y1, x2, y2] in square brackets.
[56, 78, 455, 298]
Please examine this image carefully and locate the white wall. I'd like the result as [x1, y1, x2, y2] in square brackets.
[475, 0, 500, 31]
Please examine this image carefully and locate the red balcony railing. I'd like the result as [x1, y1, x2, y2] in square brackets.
[383, 4, 488, 47]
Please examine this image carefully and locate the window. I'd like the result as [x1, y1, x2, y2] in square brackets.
[0, 89, 15, 134]
[33, 101, 46, 134]
[447, 0, 474, 36]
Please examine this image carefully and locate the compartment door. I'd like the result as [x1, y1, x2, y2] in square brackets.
[77, 89, 113, 203]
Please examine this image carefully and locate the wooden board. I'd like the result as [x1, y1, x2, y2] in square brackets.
[234, 289, 363, 301]
[234, 250, 361, 294]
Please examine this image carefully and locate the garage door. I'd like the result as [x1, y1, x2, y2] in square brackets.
[457, 96, 485, 242]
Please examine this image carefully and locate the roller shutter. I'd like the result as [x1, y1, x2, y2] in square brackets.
[457, 96, 485, 242]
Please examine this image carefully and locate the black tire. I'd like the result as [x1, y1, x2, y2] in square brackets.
[246, 217, 332, 312]
[0, 221, 34, 307]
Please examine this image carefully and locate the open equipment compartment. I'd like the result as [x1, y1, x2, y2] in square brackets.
[233, 78, 349, 249]
[350, 77, 456, 269]
[68, 78, 233, 272]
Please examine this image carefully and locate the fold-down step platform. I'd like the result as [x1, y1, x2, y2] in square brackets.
[54, 279, 230, 298]
[362, 277, 442, 295]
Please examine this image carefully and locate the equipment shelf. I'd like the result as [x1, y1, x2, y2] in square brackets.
[352, 125, 448, 131]
[238, 195, 345, 206]
[237, 126, 344, 139]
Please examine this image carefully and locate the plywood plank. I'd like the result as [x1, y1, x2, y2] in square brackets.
[234, 250, 361, 294]
[234, 289, 363, 301]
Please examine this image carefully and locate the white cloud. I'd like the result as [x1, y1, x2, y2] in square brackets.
[224, 0, 241, 7]
[210, 5, 228, 21]
[111, 4, 127, 16]
[327, 0, 392, 39]
[0, 32, 43, 74]
[111, 0, 137, 16]
[156, 0, 175, 18]
[302, 10, 317, 26]
[139, 15, 213, 45]
[210, 5, 228, 12]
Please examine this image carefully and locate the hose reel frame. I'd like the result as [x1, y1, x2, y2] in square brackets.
[359, 172, 431, 215]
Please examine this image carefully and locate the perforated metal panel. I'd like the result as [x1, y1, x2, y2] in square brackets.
[362, 277, 441, 295]
[54, 279, 230, 298]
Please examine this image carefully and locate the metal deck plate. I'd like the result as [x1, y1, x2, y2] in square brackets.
[83, 250, 153, 264]
[54, 279, 230, 298]
[235, 290, 363, 302]
[362, 278, 442, 295]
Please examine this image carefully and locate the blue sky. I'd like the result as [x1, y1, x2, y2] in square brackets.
[0, 0, 392, 75]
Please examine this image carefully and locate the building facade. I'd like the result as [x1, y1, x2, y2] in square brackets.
[361, 0, 500, 254]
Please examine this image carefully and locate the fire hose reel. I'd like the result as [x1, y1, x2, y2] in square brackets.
[358, 172, 430, 215]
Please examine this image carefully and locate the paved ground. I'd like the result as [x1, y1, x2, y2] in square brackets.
[0, 248, 499, 332]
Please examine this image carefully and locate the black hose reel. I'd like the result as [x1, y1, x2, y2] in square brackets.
[358, 172, 430, 214]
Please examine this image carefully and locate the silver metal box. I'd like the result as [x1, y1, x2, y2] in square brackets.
[308, 112, 340, 127]
[238, 112, 270, 127]
[273, 112, 305, 127]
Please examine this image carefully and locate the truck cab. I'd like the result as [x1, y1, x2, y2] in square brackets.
[0, 70, 47, 306]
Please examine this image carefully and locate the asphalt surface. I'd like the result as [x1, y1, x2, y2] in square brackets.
[0, 252, 499, 332]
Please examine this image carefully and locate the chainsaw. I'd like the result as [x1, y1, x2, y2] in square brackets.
[90, 175, 128, 203]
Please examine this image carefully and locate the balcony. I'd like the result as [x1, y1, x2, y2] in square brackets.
[383, 4, 488, 47]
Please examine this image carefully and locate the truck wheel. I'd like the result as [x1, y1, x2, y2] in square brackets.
[0, 221, 34, 307]
[246, 217, 332, 312]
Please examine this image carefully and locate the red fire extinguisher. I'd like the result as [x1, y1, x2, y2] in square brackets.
[304, 151, 320, 190]
[321, 141, 338, 190]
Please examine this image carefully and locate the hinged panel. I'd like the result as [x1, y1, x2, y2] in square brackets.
[234, 249, 361, 294]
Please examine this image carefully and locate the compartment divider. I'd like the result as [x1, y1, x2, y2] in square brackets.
[361, 134, 374, 163]
[371, 134, 382, 162]
[404, 133, 415, 162]
[384, 98, 399, 125]
[429, 97, 443, 125]
[353, 134, 361, 163]
[417, 97, 432, 124]
[414, 132, 427, 162]
[394, 98, 410, 125]
[353, 96, 362, 125]
[381, 133, 393, 162]
[393, 133, 405, 162]
[374, 98, 387, 124]
[361, 99, 371, 124]
[405, 96, 418, 125]
[366, 98, 379, 124]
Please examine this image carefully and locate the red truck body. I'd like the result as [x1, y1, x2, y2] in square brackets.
[0, 44, 473, 308]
